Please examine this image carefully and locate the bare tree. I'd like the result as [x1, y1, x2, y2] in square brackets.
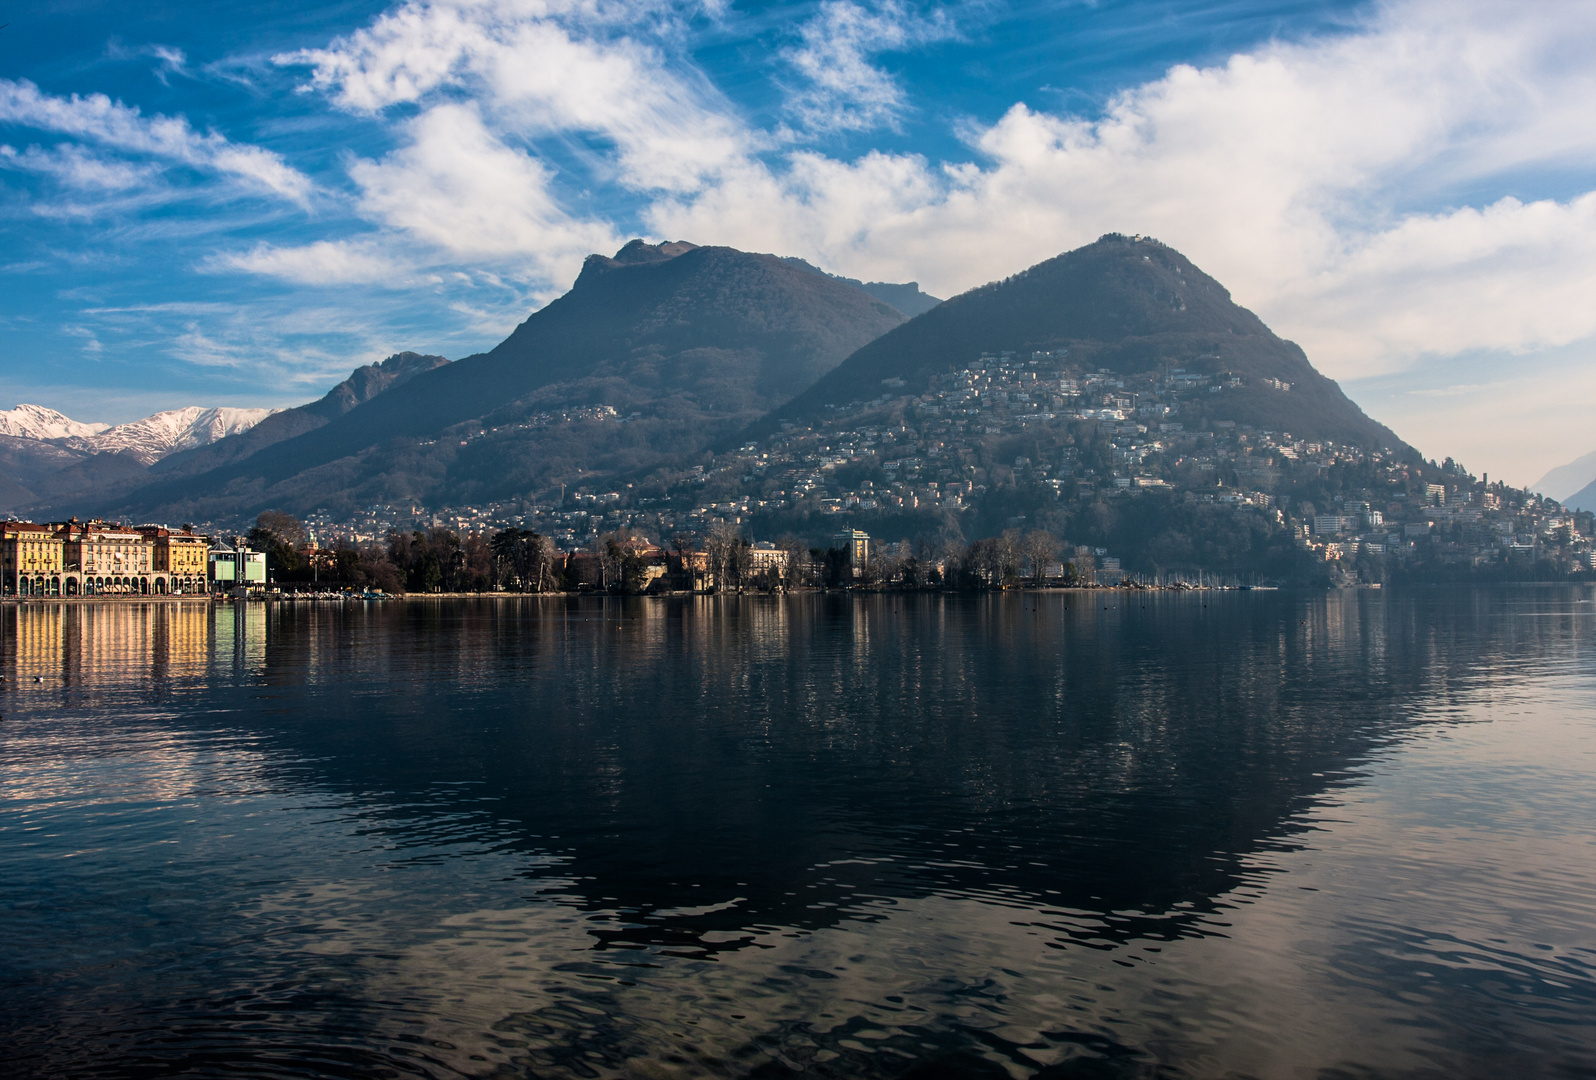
[1021, 530, 1058, 586]
[778, 533, 810, 589]
[1071, 545, 1096, 585]
[996, 529, 1022, 587]
[531, 534, 557, 592]
[704, 521, 742, 593]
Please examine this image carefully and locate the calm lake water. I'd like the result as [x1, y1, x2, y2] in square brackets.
[1, 589, 1594, 1079]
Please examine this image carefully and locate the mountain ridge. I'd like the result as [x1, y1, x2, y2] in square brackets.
[779, 257, 943, 316]
[149, 351, 450, 479]
[0, 404, 109, 441]
[1531, 449, 1596, 504]
[764, 234, 1408, 453]
[83, 242, 911, 522]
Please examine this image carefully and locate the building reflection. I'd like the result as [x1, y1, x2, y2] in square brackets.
[2, 601, 219, 684]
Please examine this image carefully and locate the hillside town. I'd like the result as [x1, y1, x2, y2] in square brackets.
[8, 350, 1590, 597]
[271, 348, 1596, 590]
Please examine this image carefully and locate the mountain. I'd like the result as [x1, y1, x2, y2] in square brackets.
[1564, 476, 1596, 513]
[0, 404, 108, 441]
[768, 234, 1407, 451]
[3, 356, 451, 515]
[0, 402, 279, 513]
[0, 402, 277, 464]
[780, 257, 943, 316]
[74, 406, 279, 465]
[1531, 450, 1596, 503]
[150, 352, 450, 478]
[94, 241, 909, 522]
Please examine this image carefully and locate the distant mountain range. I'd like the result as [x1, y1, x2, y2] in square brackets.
[0, 403, 278, 464]
[149, 351, 450, 480]
[0, 404, 110, 442]
[1532, 449, 1596, 510]
[9, 236, 1441, 526]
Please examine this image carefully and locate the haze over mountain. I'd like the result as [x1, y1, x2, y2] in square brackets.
[779, 258, 943, 317]
[1562, 476, 1596, 514]
[85, 241, 910, 523]
[1531, 450, 1596, 504]
[0, 403, 277, 464]
[0, 359, 444, 515]
[768, 234, 1407, 453]
[150, 352, 450, 479]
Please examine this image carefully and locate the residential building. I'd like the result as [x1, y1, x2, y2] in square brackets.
[749, 541, 789, 576]
[55, 519, 161, 595]
[1, 521, 65, 595]
[136, 525, 211, 594]
[833, 529, 871, 576]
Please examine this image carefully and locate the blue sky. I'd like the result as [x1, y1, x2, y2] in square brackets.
[2, 0, 1594, 484]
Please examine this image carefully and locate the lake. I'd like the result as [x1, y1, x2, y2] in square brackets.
[2, 588, 1594, 1078]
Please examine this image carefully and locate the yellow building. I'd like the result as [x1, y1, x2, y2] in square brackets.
[1, 521, 65, 595]
[55, 519, 157, 595]
[136, 525, 211, 594]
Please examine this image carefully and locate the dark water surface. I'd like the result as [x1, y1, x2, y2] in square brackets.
[2, 588, 1594, 1079]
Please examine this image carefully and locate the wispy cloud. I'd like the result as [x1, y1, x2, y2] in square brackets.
[783, 1, 956, 134]
[203, 239, 408, 287]
[0, 142, 158, 191]
[0, 78, 313, 203]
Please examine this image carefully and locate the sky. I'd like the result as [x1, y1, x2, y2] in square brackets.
[1, 0, 1593, 486]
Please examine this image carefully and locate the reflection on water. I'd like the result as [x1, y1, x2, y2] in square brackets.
[1, 589, 1594, 1078]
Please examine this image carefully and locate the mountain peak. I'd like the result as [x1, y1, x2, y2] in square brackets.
[580, 239, 700, 280]
[0, 403, 109, 441]
[769, 235, 1403, 451]
[82, 406, 280, 464]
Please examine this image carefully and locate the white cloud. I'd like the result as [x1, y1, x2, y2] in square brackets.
[783, 1, 955, 133]
[276, 0, 746, 193]
[0, 78, 312, 203]
[347, 102, 621, 278]
[0, 142, 158, 190]
[134, 0, 1596, 481]
[651, 0, 1596, 389]
[204, 239, 408, 286]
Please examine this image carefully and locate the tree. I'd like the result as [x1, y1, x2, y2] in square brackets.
[1020, 530, 1058, 585]
[778, 534, 810, 589]
[822, 546, 851, 587]
[248, 510, 308, 582]
[704, 521, 743, 592]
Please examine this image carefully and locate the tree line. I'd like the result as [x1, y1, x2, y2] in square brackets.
[246, 511, 1098, 594]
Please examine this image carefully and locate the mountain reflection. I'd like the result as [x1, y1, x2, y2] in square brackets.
[5, 590, 1579, 959]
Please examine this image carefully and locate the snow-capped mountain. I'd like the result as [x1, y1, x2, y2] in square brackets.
[74, 407, 281, 464]
[1, 403, 280, 464]
[0, 404, 109, 441]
